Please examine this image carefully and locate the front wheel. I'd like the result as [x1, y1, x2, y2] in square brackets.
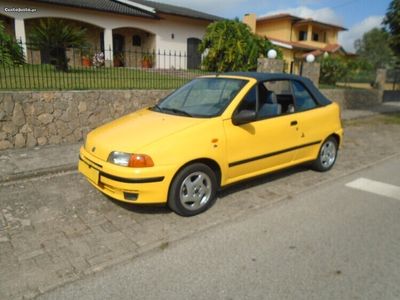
[312, 136, 338, 172]
[168, 163, 218, 217]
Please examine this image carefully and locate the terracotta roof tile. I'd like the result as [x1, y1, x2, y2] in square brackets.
[26, 0, 223, 21]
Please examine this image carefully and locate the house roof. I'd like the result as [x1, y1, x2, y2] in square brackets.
[268, 37, 346, 54]
[257, 13, 347, 31]
[27, 0, 223, 21]
[133, 0, 223, 21]
[294, 18, 347, 31]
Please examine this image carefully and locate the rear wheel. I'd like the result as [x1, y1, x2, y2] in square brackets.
[312, 136, 338, 172]
[168, 163, 218, 217]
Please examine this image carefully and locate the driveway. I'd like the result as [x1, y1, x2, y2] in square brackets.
[0, 114, 400, 299]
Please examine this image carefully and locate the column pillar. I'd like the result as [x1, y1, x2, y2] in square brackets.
[307, 23, 312, 41]
[14, 18, 27, 61]
[103, 28, 113, 67]
[375, 68, 387, 103]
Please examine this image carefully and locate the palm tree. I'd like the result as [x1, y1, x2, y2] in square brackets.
[28, 18, 87, 71]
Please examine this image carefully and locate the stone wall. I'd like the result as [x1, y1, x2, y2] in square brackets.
[301, 62, 321, 87]
[257, 58, 284, 73]
[321, 89, 380, 109]
[0, 90, 172, 150]
[0, 88, 382, 150]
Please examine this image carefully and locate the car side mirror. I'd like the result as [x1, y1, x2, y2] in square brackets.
[232, 110, 256, 126]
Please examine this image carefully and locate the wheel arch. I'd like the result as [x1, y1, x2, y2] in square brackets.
[330, 133, 341, 146]
[169, 158, 222, 191]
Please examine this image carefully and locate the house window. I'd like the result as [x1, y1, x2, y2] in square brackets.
[299, 31, 307, 41]
[312, 32, 319, 41]
[323, 32, 327, 43]
[132, 35, 141, 47]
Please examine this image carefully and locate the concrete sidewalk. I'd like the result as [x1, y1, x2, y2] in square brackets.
[0, 102, 399, 183]
[0, 143, 80, 183]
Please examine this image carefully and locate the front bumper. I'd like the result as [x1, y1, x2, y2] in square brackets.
[78, 146, 173, 204]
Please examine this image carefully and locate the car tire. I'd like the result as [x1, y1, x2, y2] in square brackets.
[168, 163, 218, 217]
[312, 136, 338, 172]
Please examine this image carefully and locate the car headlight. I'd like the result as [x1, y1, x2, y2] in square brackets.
[107, 151, 154, 168]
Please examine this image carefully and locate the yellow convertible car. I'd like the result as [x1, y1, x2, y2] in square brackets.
[79, 72, 343, 216]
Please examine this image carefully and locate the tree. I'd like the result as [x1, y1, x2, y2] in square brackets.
[0, 21, 24, 66]
[319, 56, 348, 85]
[383, 0, 400, 58]
[28, 18, 87, 71]
[354, 27, 395, 70]
[199, 19, 280, 72]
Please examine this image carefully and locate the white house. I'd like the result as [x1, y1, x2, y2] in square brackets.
[0, 0, 222, 68]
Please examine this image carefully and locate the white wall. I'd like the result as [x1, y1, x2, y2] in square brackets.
[0, 0, 210, 68]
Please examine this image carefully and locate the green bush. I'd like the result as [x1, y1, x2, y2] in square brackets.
[0, 21, 24, 66]
[319, 56, 374, 85]
[319, 56, 348, 85]
[199, 19, 281, 72]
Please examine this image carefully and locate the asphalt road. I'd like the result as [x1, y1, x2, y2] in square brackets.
[38, 155, 400, 300]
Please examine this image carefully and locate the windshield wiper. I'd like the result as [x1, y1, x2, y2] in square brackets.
[161, 107, 192, 117]
[152, 104, 162, 111]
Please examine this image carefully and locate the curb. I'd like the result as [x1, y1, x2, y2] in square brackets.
[0, 163, 77, 184]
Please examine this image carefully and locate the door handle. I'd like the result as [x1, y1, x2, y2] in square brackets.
[290, 120, 298, 126]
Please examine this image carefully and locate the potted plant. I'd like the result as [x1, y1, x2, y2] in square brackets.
[141, 53, 154, 68]
[81, 47, 92, 67]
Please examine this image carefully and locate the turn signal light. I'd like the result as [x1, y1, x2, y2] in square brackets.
[128, 154, 154, 168]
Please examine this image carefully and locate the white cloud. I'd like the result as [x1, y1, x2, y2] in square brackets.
[262, 6, 343, 26]
[339, 16, 383, 52]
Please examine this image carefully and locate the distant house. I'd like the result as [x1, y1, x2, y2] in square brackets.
[0, 0, 222, 69]
[243, 13, 348, 73]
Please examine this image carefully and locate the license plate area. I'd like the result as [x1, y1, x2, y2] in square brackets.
[79, 160, 99, 184]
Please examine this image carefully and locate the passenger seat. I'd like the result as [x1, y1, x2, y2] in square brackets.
[258, 91, 282, 118]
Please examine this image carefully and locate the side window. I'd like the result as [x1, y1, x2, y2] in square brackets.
[263, 80, 294, 114]
[292, 81, 317, 111]
[236, 85, 257, 113]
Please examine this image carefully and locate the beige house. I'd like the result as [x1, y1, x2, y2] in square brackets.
[0, 0, 222, 68]
[243, 13, 348, 73]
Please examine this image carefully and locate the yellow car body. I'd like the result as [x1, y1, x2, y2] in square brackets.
[79, 73, 343, 215]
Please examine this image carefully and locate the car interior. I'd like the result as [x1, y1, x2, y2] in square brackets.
[236, 79, 319, 121]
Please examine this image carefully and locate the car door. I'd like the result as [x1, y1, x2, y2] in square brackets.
[223, 82, 301, 183]
[289, 80, 329, 162]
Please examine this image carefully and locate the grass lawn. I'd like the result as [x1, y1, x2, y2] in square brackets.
[343, 113, 400, 127]
[0, 64, 209, 90]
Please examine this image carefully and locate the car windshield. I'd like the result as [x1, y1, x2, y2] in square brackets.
[153, 78, 247, 117]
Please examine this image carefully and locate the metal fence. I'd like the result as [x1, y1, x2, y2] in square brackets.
[387, 68, 400, 90]
[0, 43, 211, 90]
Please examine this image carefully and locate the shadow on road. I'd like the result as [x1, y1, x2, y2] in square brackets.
[218, 165, 310, 198]
[107, 196, 172, 215]
[104, 164, 312, 214]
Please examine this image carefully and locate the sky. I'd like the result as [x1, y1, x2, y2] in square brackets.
[160, 0, 392, 53]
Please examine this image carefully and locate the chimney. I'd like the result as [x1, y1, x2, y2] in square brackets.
[243, 13, 257, 33]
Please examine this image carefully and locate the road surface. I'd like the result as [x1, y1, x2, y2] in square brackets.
[39, 155, 400, 300]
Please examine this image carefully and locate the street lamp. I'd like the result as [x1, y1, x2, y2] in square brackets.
[267, 49, 277, 59]
[306, 54, 315, 63]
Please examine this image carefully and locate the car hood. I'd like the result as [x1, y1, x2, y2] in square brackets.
[85, 108, 205, 161]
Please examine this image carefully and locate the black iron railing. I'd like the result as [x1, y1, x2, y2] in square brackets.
[0, 42, 211, 90]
